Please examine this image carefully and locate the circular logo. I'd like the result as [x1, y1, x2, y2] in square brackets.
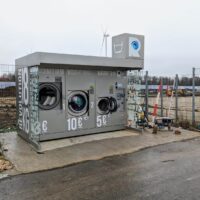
[131, 40, 140, 50]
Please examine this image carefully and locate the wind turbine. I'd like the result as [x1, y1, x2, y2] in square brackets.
[100, 29, 110, 57]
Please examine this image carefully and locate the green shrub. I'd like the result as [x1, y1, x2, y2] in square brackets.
[179, 120, 190, 129]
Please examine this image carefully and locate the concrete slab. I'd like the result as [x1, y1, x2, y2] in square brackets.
[40, 130, 138, 152]
[0, 129, 199, 176]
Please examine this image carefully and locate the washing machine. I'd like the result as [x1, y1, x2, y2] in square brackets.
[97, 96, 118, 115]
[68, 90, 89, 117]
[65, 70, 96, 136]
[38, 68, 66, 140]
[38, 82, 62, 110]
[96, 70, 127, 130]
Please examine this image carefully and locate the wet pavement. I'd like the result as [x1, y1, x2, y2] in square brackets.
[1, 129, 199, 175]
[1, 138, 200, 200]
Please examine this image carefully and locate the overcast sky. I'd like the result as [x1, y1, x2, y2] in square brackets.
[0, 0, 200, 76]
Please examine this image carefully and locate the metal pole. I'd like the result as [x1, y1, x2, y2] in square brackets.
[168, 78, 175, 117]
[104, 34, 109, 57]
[105, 36, 107, 57]
[192, 67, 195, 126]
[175, 74, 178, 123]
[160, 77, 163, 117]
[145, 71, 149, 119]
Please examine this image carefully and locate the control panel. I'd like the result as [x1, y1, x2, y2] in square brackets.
[115, 82, 125, 112]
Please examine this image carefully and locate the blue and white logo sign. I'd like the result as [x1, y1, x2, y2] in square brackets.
[131, 40, 139, 50]
[129, 37, 141, 57]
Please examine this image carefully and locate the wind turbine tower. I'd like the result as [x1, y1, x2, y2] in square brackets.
[104, 32, 109, 57]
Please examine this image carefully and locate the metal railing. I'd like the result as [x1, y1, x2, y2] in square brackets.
[141, 68, 200, 129]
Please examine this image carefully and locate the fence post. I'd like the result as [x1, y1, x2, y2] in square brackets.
[145, 71, 149, 119]
[175, 74, 178, 123]
[192, 67, 195, 126]
[160, 77, 163, 117]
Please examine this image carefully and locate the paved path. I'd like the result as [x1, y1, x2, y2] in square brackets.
[0, 129, 199, 175]
[1, 138, 200, 200]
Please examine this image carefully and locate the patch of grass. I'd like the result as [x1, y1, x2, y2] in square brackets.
[0, 124, 17, 133]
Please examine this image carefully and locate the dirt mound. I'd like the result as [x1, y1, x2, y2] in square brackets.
[0, 97, 16, 131]
[0, 157, 12, 171]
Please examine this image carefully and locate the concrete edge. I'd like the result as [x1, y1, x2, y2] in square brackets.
[39, 130, 139, 153]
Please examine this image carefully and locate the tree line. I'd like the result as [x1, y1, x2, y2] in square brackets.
[0, 73, 15, 81]
[141, 76, 200, 86]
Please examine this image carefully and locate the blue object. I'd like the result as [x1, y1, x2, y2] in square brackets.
[131, 41, 139, 50]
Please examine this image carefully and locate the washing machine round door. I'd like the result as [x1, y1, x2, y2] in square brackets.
[68, 91, 88, 116]
[39, 83, 61, 110]
[97, 98, 110, 115]
[109, 97, 118, 112]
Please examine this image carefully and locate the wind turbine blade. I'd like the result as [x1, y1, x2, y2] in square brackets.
[102, 35, 105, 47]
[100, 34, 105, 56]
[104, 27, 108, 35]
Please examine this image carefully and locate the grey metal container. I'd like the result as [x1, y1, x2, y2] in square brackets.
[15, 34, 144, 150]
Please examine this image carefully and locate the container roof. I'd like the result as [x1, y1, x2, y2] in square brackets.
[15, 52, 144, 70]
